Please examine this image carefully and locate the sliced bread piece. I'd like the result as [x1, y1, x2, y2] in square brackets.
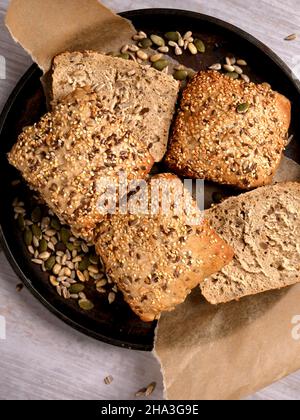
[165, 71, 291, 189]
[8, 87, 154, 240]
[94, 174, 234, 322]
[51, 51, 180, 162]
[201, 182, 300, 304]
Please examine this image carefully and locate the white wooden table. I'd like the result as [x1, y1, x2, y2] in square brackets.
[1, 0, 300, 401]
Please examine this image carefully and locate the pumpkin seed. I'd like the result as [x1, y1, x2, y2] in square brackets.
[188, 43, 198, 55]
[79, 299, 94, 311]
[225, 72, 239, 79]
[32, 224, 42, 239]
[237, 102, 250, 114]
[60, 227, 70, 244]
[50, 217, 61, 230]
[69, 283, 85, 294]
[173, 70, 188, 81]
[45, 256, 56, 271]
[89, 254, 99, 265]
[18, 215, 25, 231]
[139, 38, 153, 49]
[66, 242, 74, 252]
[31, 207, 42, 223]
[165, 31, 179, 42]
[118, 53, 130, 60]
[24, 229, 33, 246]
[150, 34, 165, 47]
[49, 276, 59, 287]
[152, 59, 168, 71]
[39, 238, 48, 253]
[78, 256, 90, 271]
[194, 38, 205, 53]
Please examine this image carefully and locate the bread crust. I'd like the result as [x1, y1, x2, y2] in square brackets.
[165, 71, 291, 189]
[8, 87, 154, 240]
[95, 174, 234, 321]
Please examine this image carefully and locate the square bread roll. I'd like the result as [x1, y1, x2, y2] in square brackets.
[165, 71, 291, 189]
[8, 88, 154, 240]
[94, 174, 234, 321]
[52, 51, 180, 162]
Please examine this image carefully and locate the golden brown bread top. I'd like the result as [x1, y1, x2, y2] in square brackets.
[95, 174, 234, 322]
[165, 71, 291, 189]
[8, 88, 154, 240]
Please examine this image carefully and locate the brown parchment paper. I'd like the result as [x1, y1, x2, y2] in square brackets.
[155, 158, 300, 400]
[5, 0, 300, 401]
[5, 0, 135, 73]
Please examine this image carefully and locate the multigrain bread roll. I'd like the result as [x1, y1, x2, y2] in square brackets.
[8, 87, 154, 240]
[201, 182, 300, 304]
[165, 71, 291, 189]
[52, 51, 180, 162]
[94, 174, 234, 322]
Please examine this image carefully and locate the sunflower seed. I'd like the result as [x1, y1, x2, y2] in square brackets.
[62, 287, 70, 300]
[32, 258, 43, 265]
[47, 242, 55, 252]
[209, 63, 222, 71]
[79, 299, 94, 311]
[64, 267, 72, 277]
[233, 65, 243, 74]
[284, 33, 297, 41]
[53, 263, 62, 275]
[45, 229, 56, 237]
[28, 245, 35, 255]
[150, 34, 165, 47]
[175, 46, 183, 56]
[14, 207, 26, 214]
[150, 53, 163, 63]
[84, 270, 90, 282]
[178, 37, 184, 47]
[76, 270, 86, 282]
[72, 256, 82, 263]
[56, 285, 62, 296]
[237, 59, 247, 66]
[188, 43, 198, 55]
[157, 46, 168, 54]
[241, 74, 250, 83]
[121, 45, 129, 53]
[108, 292, 116, 304]
[223, 64, 235, 72]
[62, 281, 71, 288]
[225, 72, 239, 79]
[287, 134, 294, 145]
[39, 251, 51, 261]
[11, 179, 21, 187]
[16, 283, 23, 292]
[96, 279, 107, 288]
[128, 44, 139, 52]
[145, 382, 156, 396]
[183, 31, 193, 40]
[70, 294, 79, 299]
[104, 376, 113, 385]
[88, 265, 99, 274]
[137, 50, 148, 60]
[168, 40, 178, 48]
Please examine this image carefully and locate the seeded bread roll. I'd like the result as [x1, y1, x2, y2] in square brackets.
[94, 174, 234, 322]
[52, 51, 180, 162]
[201, 182, 300, 304]
[8, 87, 154, 240]
[165, 71, 291, 189]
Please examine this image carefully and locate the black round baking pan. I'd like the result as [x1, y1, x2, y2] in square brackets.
[0, 8, 299, 351]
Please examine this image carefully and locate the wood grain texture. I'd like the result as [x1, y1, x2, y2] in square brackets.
[0, 0, 300, 401]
